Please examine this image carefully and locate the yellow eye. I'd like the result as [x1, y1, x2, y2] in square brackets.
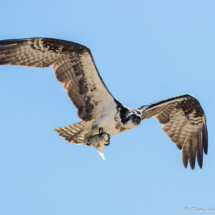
[131, 115, 134, 119]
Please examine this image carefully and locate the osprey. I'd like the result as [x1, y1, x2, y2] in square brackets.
[0, 38, 208, 169]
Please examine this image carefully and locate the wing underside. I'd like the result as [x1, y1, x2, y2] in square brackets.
[138, 94, 208, 169]
[0, 37, 115, 121]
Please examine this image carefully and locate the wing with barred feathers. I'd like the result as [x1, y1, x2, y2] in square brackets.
[0, 38, 115, 121]
[137, 94, 208, 169]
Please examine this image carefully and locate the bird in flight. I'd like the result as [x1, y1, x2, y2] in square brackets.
[0, 38, 208, 169]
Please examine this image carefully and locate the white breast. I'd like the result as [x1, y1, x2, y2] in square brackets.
[94, 104, 138, 135]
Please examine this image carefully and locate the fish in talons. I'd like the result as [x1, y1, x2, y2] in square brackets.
[86, 128, 111, 160]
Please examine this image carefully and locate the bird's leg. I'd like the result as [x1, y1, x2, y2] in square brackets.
[99, 127, 103, 134]
[91, 123, 100, 135]
[99, 128, 111, 146]
[86, 123, 111, 147]
[84, 126, 104, 146]
[84, 131, 93, 146]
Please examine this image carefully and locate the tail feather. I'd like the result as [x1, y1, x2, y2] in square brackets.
[54, 121, 86, 144]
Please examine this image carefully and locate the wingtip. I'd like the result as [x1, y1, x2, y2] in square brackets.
[189, 162, 195, 170]
[203, 126, 208, 155]
[183, 160, 188, 169]
[190, 165, 195, 170]
[197, 158, 203, 169]
[204, 147, 208, 155]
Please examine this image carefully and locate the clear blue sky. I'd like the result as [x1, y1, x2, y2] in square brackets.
[0, 1, 214, 214]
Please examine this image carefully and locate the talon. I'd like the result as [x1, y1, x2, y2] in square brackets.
[104, 142, 110, 146]
[99, 127, 103, 134]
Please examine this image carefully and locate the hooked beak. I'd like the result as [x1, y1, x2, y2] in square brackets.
[132, 117, 141, 125]
[128, 113, 141, 125]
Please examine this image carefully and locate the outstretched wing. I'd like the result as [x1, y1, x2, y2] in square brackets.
[137, 94, 208, 169]
[0, 38, 115, 121]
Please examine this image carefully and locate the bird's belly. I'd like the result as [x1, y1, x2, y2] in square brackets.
[95, 114, 130, 136]
[103, 124, 123, 135]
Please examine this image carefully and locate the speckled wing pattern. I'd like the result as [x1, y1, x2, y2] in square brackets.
[0, 38, 114, 121]
[137, 94, 208, 169]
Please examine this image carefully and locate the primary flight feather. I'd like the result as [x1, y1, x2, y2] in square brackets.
[0, 37, 208, 169]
